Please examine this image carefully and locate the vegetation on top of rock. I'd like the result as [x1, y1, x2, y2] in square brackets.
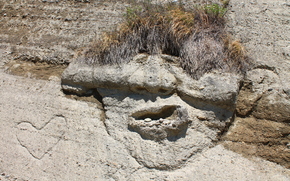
[83, 0, 250, 79]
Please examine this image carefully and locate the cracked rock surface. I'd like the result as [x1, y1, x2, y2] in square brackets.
[223, 0, 290, 168]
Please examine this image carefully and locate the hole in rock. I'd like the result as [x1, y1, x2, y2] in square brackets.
[63, 89, 104, 108]
[135, 87, 148, 92]
[158, 88, 169, 94]
[129, 105, 191, 142]
[132, 105, 177, 121]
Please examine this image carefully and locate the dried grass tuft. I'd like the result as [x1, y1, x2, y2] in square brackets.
[82, 1, 251, 79]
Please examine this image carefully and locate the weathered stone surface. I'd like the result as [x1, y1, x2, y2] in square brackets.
[17, 116, 67, 160]
[225, 117, 290, 143]
[0, 0, 125, 64]
[223, 117, 290, 168]
[128, 105, 191, 141]
[236, 68, 290, 122]
[254, 91, 290, 122]
[0, 0, 290, 180]
[0, 62, 288, 180]
[62, 54, 242, 110]
[224, 0, 290, 168]
[61, 53, 242, 170]
[0, 69, 140, 180]
[60, 0, 289, 173]
[227, 0, 290, 63]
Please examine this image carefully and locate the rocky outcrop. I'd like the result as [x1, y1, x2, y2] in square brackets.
[0, 0, 289, 180]
[1, 68, 289, 180]
[60, 0, 290, 171]
[62, 54, 242, 170]
[236, 68, 290, 122]
[224, 0, 290, 168]
[223, 64, 290, 168]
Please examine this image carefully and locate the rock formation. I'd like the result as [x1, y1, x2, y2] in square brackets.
[62, 53, 242, 170]
[223, 0, 290, 168]
[0, 0, 289, 180]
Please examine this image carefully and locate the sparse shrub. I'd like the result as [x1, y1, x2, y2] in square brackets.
[82, 1, 250, 79]
[204, 3, 227, 18]
[220, 0, 230, 8]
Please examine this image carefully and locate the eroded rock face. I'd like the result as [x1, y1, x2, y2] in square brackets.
[224, 65, 290, 168]
[128, 105, 190, 141]
[223, 0, 290, 168]
[236, 68, 290, 122]
[62, 54, 242, 169]
[0, 0, 125, 64]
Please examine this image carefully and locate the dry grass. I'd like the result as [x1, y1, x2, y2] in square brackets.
[82, 1, 250, 79]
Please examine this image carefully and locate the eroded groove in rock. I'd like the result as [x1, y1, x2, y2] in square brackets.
[16, 115, 67, 159]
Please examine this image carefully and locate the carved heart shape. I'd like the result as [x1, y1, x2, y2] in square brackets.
[17, 116, 66, 159]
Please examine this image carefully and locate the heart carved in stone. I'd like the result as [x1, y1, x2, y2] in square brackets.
[16, 115, 67, 159]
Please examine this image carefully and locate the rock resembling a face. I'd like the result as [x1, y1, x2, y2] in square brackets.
[61, 54, 242, 170]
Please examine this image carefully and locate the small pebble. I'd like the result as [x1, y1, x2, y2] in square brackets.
[144, 118, 151, 122]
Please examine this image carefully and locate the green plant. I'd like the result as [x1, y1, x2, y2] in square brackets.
[204, 4, 227, 18]
[220, 0, 230, 8]
[124, 6, 142, 26]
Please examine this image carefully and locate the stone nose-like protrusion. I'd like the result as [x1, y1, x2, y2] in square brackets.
[128, 55, 177, 95]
